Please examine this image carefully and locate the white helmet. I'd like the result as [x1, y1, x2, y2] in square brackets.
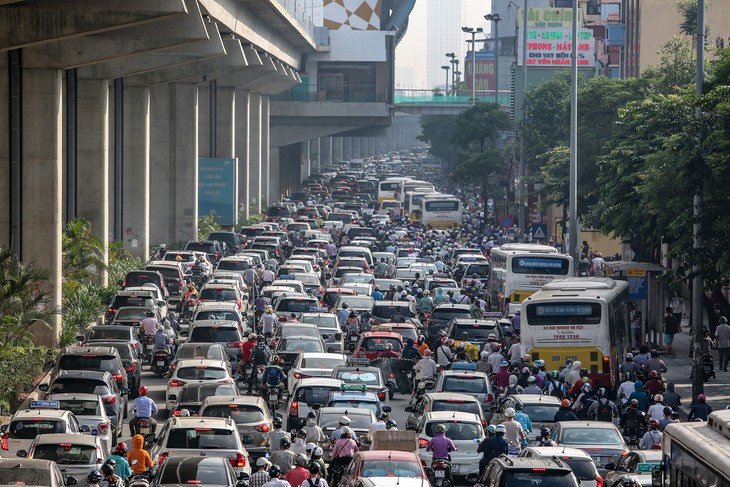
[339, 416, 351, 425]
[423, 290, 430, 296]
[505, 407, 516, 418]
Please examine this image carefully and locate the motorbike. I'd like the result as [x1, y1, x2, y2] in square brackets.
[180, 295, 197, 321]
[267, 386, 283, 413]
[346, 330, 360, 352]
[144, 336, 155, 365]
[128, 473, 151, 487]
[151, 350, 171, 378]
[411, 377, 436, 408]
[429, 459, 452, 487]
[135, 417, 154, 437]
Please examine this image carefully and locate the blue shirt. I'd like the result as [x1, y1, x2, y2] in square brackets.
[514, 412, 532, 433]
[130, 395, 158, 418]
[153, 331, 168, 350]
[337, 309, 350, 327]
[372, 290, 384, 301]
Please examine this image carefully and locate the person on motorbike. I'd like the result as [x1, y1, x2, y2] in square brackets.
[302, 461, 328, 487]
[401, 338, 421, 360]
[417, 290, 433, 315]
[643, 370, 665, 397]
[478, 424, 508, 472]
[330, 427, 358, 487]
[345, 311, 360, 333]
[648, 394, 666, 421]
[554, 399, 579, 422]
[286, 454, 310, 487]
[140, 310, 159, 338]
[476, 351, 491, 373]
[588, 387, 620, 422]
[263, 418, 288, 452]
[127, 434, 154, 476]
[426, 423, 457, 476]
[501, 408, 525, 452]
[87, 470, 104, 487]
[628, 380, 650, 412]
[639, 419, 663, 450]
[386, 419, 398, 431]
[337, 304, 351, 328]
[262, 355, 287, 398]
[260, 307, 277, 338]
[371, 285, 384, 301]
[536, 427, 557, 446]
[248, 336, 272, 394]
[270, 437, 296, 474]
[254, 295, 269, 323]
[153, 326, 170, 354]
[128, 386, 158, 436]
[167, 311, 180, 334]
[412, 349, 437, 400]
[435, 337, 453, 370]
[513, 404, 533, 446]
[390, 306, 405, 323]
[237, 333, 258, 378]
[380, 342, 400, 358]
[688, 393, 713, 421]
[331, 416, 353, 442]
[263, 465, 292, 487]
[108, 442, 133, 481]
[101, 460, 125, 487]
[303, 411, 326, 445]
[153, 244, 167, 260]
[620, 399, 647, 441]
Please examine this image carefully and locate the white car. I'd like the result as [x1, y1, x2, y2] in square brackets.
[166, 359, 234, 407]
[519, 447, 601, 487]
[416, 411, 485, 481]
[46, 393, 114, 450]
[0, 402, 87, 457]
[288, 352, 347, 394]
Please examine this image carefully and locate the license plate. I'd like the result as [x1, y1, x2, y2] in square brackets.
[451, 465, 459, 474]
[350, 336, 358, 342]
[157, 361, 165, 366]
[434, 471, 445, 478]
[269, 393, 278, 400]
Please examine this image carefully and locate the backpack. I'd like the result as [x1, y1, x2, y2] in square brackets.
[253, 345, 268, 366]
[650, 431, 662, 449]
[578, 397, 596, 419]
[266, 367, 282, 385]
[596, 399, 613, 422]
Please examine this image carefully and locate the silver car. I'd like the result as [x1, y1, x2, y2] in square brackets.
[46, 394, 114, 450]
[24, 433, 107, 480]
[300, 312, 344, 353]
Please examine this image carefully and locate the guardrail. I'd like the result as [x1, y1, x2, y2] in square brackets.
[394, 89, 510, 105]
[271, 84, 390, 103]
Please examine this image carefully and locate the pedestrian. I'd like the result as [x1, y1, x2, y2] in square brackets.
[715, 316, 730, 372]
[663, 307, 679, 357]
[670, 291, 685, 326]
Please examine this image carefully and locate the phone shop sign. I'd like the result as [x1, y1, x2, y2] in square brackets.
[518, 28, 595, 67]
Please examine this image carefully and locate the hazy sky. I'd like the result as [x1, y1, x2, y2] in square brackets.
[396, 1, 492, 89]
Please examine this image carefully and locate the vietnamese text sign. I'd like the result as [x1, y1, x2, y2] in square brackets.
[464, 51, 496, 93]
[519, 7, 583, 28]
[198, 158, 238, 226]
[518, 28, 595, 67]
[628, 276, 647, 300]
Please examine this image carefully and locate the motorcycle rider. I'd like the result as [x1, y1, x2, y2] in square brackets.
[412, 349, 437, 401]
[639, 419, 663, 450]
[263, 465, 292, 487]
[87, 471, 104, 487]
[426, 424, 457, 480]
[554, 399, 579, 422]
[513, 404, 533, 446]
[100, 460, 124, 487]
[263, 418, 288, 452]
[181, 283, 198, 314]
[330, 427, 358, 487]
[285, 454, 310, 487]
[248, 336, 271, 394]
[262, 355, 287, 398]
[648, 394, 666, 421]
[337, 304, 351, 328]
[303, 411, 326, 445]
[259, 307, 277, 338]
[128, 386, 158, 436]
[587, 387, 620, 422]
[476, 351, 491, 373]
[687, 394, 713, 421]
[380, 342, 399, 358]
[401, 338, 421, 360]
[435, 337, 453, 370]
[153, 326, 170, 354]
[127, 434, 154, 476]
[331, 416, 353, 442]
[620, 399, 647, 442]
[417, 290, 433, 315]
[478, 424, 508, 472]
[107, 443, 133, 481]
[270, 437, 296, 474]
[140, 310, 159, 338]
[501, 408, 525, 452]
[536, 427, 557, 446]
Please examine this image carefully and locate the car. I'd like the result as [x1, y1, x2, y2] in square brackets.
[433, 363, 495, 414]
[273, 322, 321, 342]
[123, 284, 170, 315]
[519, 446, 602, 487]
[108, 306, 163, 330]
[286, 378, 344, 430]
[209, 231, 246, 254]
[216, 256, 255, 278]
[147, 416, 251, 476]
[1, 402, 87, 457]
[270, 279, 307, 295]
[288, 352, 348, 394]
[373, 278, 404, 292]
[321, 287, 357, 310]
[171, 342, 230, 375]
[152, 455, 245, 487]
[146, 263, 186, 301]
[284, 259, 316, 274]
[339, 450, 427, 487]
[477, 456, 580, 487]
[208, 276, 250, 300]
[273, 295, 320, 318]
[292, 272, 324, 297]
[337, 246, 374, 268]
[187, 320, 246, 368]
[550, 421, 629, 474]
[198, 284, 245, 312]
[415, 411, 485, 481]
[341, 283, 374, 296]
[404, 392, 487, 431]
[0, 457, 78, 487]
[370, 323, 419, 344]
[330, 266, 366, 285]
[78, 324, 141, 351]
[324, 390, 391, 418]
[185, 240, 227, 263]
[353, 331, 404, 361]
[170, 382, 240, 417]
[120, 270, 169, 298]
[273, 336, 326, 371]
[448, 318, 506, 361]
[490, 394, 563, 442]
[166, 359, 234, 408]
[424, 277, 459, 292]
[105, 291, 165, 323]
[331, 364, 387, 401]
[371, 300, 417, 324]
[603, 450, 662, 487]
[339, 273, 376, 287]
[40, 370, 127, 432]
[316, 407, 377, 458]
[45, 393, 115, 450]
[198, 395, 274, 458]
[163, 250, 212, 273]
[22, 433, 107, 480]
[68, 341, 141, 399]
[424, 303, 484, 337]
[53, 345, 128, 392]
[192, 302, 244, 329]
[299, 312, 344, 353]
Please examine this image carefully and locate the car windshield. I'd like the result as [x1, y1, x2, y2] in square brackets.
[425, 421, 482, 440]
[159, 458, 231, 484]
[432, 309, 472, 321]
[200, 288, 238, 302]
[125, 274, 160, 287]
[301, 357, 344, 369]
[0, 468, 54, 486]
[320, 413, 371, 430]
[186, 243, 215, 253]
[179, 384, 238, 403]
[431, 400, 481, 416]
[217, 260, 250, 271]
[281, 339, 323, 352]
[97, 343, 133, 360]
[189, 327, 240, 343]
[87, 327, 131, 340]
[202, 405, 265, 424]
[372, 305, 401, 319]
[362, 337, 402, 352]
[361, 460, 421, 478]
[166, 253, 197, 262]
[500, 471, 577, 487]
[56, 399, 101, 416]
[9, 420, 65, 439]
[58, 355, 118, 373]
[32, 444, 97, 464]
[166, 428, 239, 449]
[294, 274, 320, 285]
[454, 324, 499, 340]
[296, 387, 341, 406]
[194, 311, 240, 322]
[465, 264, 490, 277]
[149, 267, 181, 280]
[49, 379, 110, 396]
[111, 296, 155, 308]
[441, 375, 488, 393]
[561, 458, 597, 480]
[323, 292, 353, 307]
[277, 300, 318, 312]
[177, 344, 225, 361]
[176, 367, 228, 380]
[281, 327, 319, 338]
[561, 428, 622, 445]
[522, 404, 561, 423]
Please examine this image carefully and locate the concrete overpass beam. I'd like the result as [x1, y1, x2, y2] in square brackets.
[0, 0, 188, 51]
[122, 85, 150, 259]
[249, 93, 262, 213]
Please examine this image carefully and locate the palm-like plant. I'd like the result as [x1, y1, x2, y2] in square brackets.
[62, 218, 106, 282]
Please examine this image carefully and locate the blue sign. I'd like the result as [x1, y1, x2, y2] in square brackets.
[628, 276, 647, 300]
[279, 274, 295, 280]
[531, 223, 548, 240]
[516, 258, 564, 269]
[500, 215, 514, 229]
[30, 400, 59, 409]
[452, 362, 477, 371]
[535, 305, 594, 316]
[198, 158, 238, 226]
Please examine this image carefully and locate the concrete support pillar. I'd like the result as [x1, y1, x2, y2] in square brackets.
[76, 78, 109, 285]
[122, 85, 150, 259]
[328, 137, 333, 167]
[248, 93, 261, 213]
[234, 89, 250, 219]
[301, 139, 310, 182]
[261, 95, 270, 206]
[150, 83, 198, 245]
[198, 85, 211, 158]
[0, 56, 10, 248]
[270, 147, 281, 202]
[346, 137, 352, 160]
[338, 137, 344, 162]
[217, 87, 235, 158]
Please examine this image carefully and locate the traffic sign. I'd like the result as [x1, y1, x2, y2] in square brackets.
[500, 215, 514, 228]
[531, 223, 548, 240]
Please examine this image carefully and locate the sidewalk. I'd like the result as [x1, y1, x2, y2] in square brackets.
[660, 321, 730, 415]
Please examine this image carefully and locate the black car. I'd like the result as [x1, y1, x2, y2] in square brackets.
[185, 240, 226, 263]
[120, 270, 167, 294]
[153, 456, 246, 487]
[209, 231, 245, 254]
[424, 303, 483, 340]
[265, 205, 292, 217]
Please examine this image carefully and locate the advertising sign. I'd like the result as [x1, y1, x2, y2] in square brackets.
[518, 28, 595, 67]
[198, 158, 238, 226]
[519, 7, 584, 28]
[464, 51, 496, 93]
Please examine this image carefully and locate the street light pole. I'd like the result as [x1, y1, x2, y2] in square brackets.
[446, 53, 456, 94]
[462, 26, 483, 103]
[441, 65, 450, 94]
[568, 0, 579, 262]
[484, 14, 502, 104]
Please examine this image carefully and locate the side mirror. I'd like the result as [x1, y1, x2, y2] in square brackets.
[383, 405, 392, 413]
[38, 383, 49, 392]
[242, 434, 254, 445]
[80, 425, 91, 433]
[76, 335, 85, 342]
[65, 476, 79, 486]
[0, 424, 7, 434]
[157, 300, 166, 307]
[117, 280, 123, 286]
[120, 388, 130, 396]
[144, 433, 157, 444]
[238, 472, 250, 481]
[404, 406, 414, 413]
[16, 450, 27, 458]
[604, 463, 615, 471]
[312, 404, 321, 410]
[489, 406, 497, 412]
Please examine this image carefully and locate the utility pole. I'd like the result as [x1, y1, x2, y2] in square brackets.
[568, 0, 579, 262]
[484, 14, 502, 103]
[691, 0, 705, 403]
[518, 1, 528, 234]
[462, 27, 483, 103]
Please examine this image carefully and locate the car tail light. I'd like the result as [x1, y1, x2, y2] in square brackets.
[254, 423, 272, 432]
[102, 395, 116, 405]
[112, 374, 124, 382]
[158, 452, 169, 465]
[107, 308, 116, 313]
[485, 393, 494, 403]
[130, 343, 138, 349]
[97, 422, 109, 434]
[229, 452, 246, 468]
[236, 300, 242, 308]
[418, 438, 429, 448]
[1, 433, 9, 450]
[169, 379, 186, 388]
[389, 373, 394, 378]
[481, 419, 487, 428]
[172, 409, 181, 417]
[595, 474, 604, 487]
[532, 468, 546, 472]
[289, 401, 299, 417]
[373, 320, 380, 326]
[377, 391, 386, 401]
[218, 378, 234, 384]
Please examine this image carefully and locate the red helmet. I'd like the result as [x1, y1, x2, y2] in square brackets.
[649, 370, 658, 378]
[138, 385, 149, 396]
[115, 442, 128, 454]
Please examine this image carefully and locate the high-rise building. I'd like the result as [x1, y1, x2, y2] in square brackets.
[426, 0, 467, 90]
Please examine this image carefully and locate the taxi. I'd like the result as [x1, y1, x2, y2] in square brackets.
[353, 331, 404, 361]
[1, 401, 88, 457]
[46, 393, 114, 450]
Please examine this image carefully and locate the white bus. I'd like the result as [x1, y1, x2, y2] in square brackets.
[487, 243, 574, 311]
[420, 194, 463, 230]
[404, 190, 436, 221]
[521, 277, 629, 389]
[400, 179, 434, 203]
[377, 177, 410, 203]
[659, 410, 730, 487]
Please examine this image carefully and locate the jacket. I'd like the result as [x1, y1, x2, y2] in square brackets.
[127, 434, 154, 475]
[628, 381, 650, 412]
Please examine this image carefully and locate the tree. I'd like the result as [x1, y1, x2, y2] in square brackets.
[198, 212, 222, 241]
[417, 115, 457, 163]
[62, 218, 106, 283]
[521, 72, 571, 170]
[535, 146, 570, 236]
[643, 37, 697, 92]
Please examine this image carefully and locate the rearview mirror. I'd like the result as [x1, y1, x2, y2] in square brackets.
[157, 300, 166, 307]
[38, 383, 49, 392]
[144, 433, 157, 444]
[383, 405, 392, 413]
[16, 450, 27, 458]
[64, 476, 79, 486]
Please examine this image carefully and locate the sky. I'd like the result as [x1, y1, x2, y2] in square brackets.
[396, 1, 492, 89]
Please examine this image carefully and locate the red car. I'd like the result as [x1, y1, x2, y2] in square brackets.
[339, 450, 428, 487]
[354, 332, 404, 361]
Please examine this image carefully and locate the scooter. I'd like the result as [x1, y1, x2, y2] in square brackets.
[429, 459, 452, 487]
[346, 330, 359, 352]
[144, 336, 155, 365]
[151, 350, 171, 378]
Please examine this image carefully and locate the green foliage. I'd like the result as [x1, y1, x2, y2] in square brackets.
[0, 346, 58, 413]
[643, 37, 697, 92]
[521, 72, 571, 169]
[0, 248, 56, 347]
[417, 115, 457, 163]
[239, 214, 264, 226]
[451, 102, 510, 153]
[60, 283, 106, 347]
[198, 212, 222, 240]
[62, 218, 106, 282]
[535, 146, 570, 209]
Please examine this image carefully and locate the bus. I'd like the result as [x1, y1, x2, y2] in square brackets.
[659, 410, 730, 487]
[400, 179, 434, 203]
[377, 177, 410, 203]
[404, 190, 436, 221]
[520, 277, 629, 389]
[420, 194, 463, 229]
[487, 243, 574, 311]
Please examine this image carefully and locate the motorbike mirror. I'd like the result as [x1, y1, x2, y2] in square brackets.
[238, 472, 250, 481]
[651, 466, 663, 487]
[64, 476, 79, 486]
[604, 463, 615, 471]
[383, 405, 392, 413]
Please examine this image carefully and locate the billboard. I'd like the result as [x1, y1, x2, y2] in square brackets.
[198, 158, 238, 226]
[464, 51, 496, 93]
[517, 28, 595, 67]
[519, 7, 584, 28]
[324, 0, 381, 30]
